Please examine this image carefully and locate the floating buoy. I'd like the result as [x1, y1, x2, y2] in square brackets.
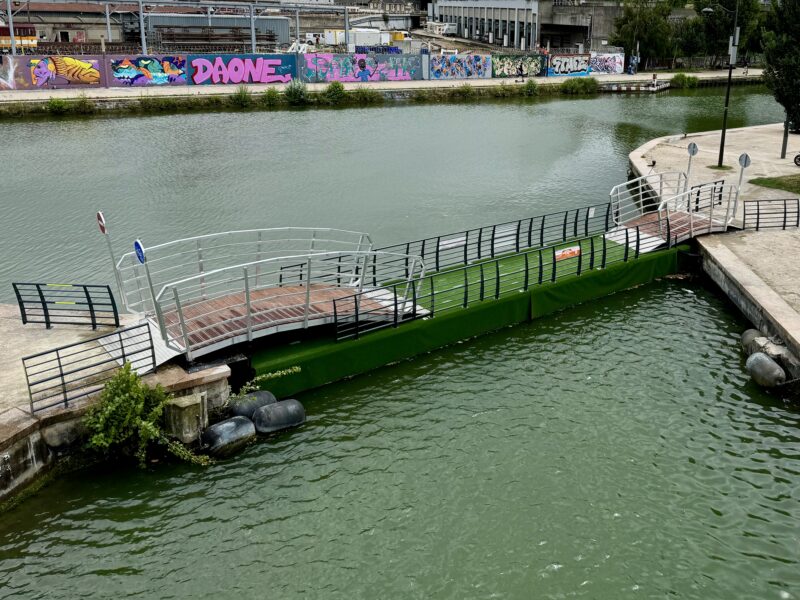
[202, 416, 256, 457]
[230, 390, 277, 420]
[741, 329, 762, 352]
[252, 399, 306, 434]
[746, 352, 786, 388]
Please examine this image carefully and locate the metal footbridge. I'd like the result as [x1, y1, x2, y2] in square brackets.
[111, 169, 744, 362]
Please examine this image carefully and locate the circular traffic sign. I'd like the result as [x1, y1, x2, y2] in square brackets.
[687, 142, 699, 157]
[739, 153, 751, 168]
[96, 211, 107, 235]
[134, 239, 146, 264]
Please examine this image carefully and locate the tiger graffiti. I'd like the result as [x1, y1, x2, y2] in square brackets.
[111, 56, 187, 86]
[547, 54, 591, 77]
[28, 56, 101, 88]
[589, 53, 625, 75]
[188, 54, 295, 85]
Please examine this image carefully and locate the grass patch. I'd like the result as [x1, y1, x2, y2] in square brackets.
[260, 87, 282, 108]
[750, 174, 800, 195]
[559, 78, 600, 95]
[46, 97, 69, 116]
[670, 73, 699, 89]
[522, 79, 539, 97]
[321, 81, 346, 106]
[707, 164, 734, 171]
[350, 86, 384, 105]
[284, 80, 310, 106]
[228, 85, 254, 109]
[447, 83, 478, 101]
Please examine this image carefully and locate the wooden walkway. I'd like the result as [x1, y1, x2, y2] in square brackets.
[160, 284, 388, 351]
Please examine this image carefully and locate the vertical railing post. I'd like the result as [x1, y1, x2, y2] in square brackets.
[756, 201, 761, 231]
[577, 244, 583, 275]
[435, 236, 441, 271]
[430, 278, 435, 316]
[464, 230, 469, 265]
[562, 212, 568, 241]
[357, 254, 369, 293]
[83, 286, 98, 329]
[539, 215, 545, 247]
[354, 296, 360, 340]
[304, 257, 312, 328]
[172, 288, 192, 360]
[523, 253, 529, 290]
[584, 208, 590, 236]
[494, 261, 500, 299]
[527, 218, 533, 249]
[36, 284, 51, 329]
[551, 246, 556, 282]
[477, 228, 483, 260]
[666, 218, 672, 249]
[56, 349, 68, 407]
[783, 199, 788, 230]
[605, 203, 611, 231]
[146, 323, 156, 372]
[243, 267, 253, 342]
[463, 269, 469, 307]
[13, 283, 28, 325]
[107, 285, 120, 327]
[538, 250, 543, 285]
[490, 225, 496, 258]
[479, 264, 485, 301]
[635, 227, 640, 259]
[23, 359, 35, 415]
[589, 238, 595, 270]
[601, 235, 607, 268]
[393, 285, 399, 327]
[515, 220, 521, 253]
[573, 209, 579, 237]
[624, 228, 630, 262]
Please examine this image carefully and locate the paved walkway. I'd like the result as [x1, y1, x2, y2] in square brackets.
[630, 124, 800, 357]
[0, 68, 761, 103]
[630, 122, 800, 221]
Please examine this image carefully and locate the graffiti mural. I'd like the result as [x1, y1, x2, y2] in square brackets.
[492, 54, 547, 78]
[0, 55, 16, 90]
[547, 54, 590, 77]
[589, 52, 625, 75]
[187, 54, 296, 85]
[110, 56, 187, 86]
[302, 53, 422, 83]
[26, 56, 101, 88]
[429, 55, 491, 80]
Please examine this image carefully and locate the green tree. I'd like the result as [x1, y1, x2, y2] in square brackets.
[609, 1, 674, 66]
[673, 16, 707, 58]
[694, 0, 761, 64]
[762, 0, 800, 131]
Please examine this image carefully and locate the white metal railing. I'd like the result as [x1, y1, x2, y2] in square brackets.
[610, 172, 688, 226]
[656, 181, 738, 244]
[116, 228, 374, 314]
[151, 250, 424, 360]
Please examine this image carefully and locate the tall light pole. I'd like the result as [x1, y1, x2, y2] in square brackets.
[702, 1, 739, 168]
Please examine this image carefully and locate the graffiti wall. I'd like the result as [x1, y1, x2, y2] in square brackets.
[0, 55, 15, 90]
[187, 54, 296, 85]
[547, 54, 591, 77]
[16, 55, 102, 89]
[492, 55, 547, 78]
[302, 53, 422, 83]
[429, 55, 491, 80]
[589, 52, 625, 75]
[110, 56, 187, 86]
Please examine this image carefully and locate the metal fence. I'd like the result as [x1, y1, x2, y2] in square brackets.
[377, 202, 613, 274]
[21, 323, 155, 415]
[12, 283, 119, 329]
[742, 198, 800, 231]
[334, 227, 663, 341]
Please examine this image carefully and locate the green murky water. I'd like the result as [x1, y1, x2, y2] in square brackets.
[0, 87, 797, 599]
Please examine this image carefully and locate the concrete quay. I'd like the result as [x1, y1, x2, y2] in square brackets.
[0, 68, 762, 104]
[0, 302, 231, 504]
[630, 124, 800, 374]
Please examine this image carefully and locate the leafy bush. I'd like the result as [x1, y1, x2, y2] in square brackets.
[229, 85, 254, 108]
[260, 87, 281, 108]
[46, 97, 69, 115]
[447, 83, 477, 101]
[72, 94, 97, 114]
[322, 81, 347, 105]
[492, 83, 517, 98]
[670, 73, 698, 89]
[559, 77, 599, 95]
[84, 364, 210, 467]
[351, 86, 384, 105]
[522, 79, 540, 97]
[285, 80, 310, 106]
[410, 89, 430, 103]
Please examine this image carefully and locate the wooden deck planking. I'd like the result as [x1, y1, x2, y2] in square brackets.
[161, 285, 388, 349]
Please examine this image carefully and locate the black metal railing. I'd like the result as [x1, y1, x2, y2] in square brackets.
[742, 198, 800, 231]
[22, 323, 155, 415]
[376, 202, 613, 276]
[335, 225, 662, 341]
[12, 283, 119, 329]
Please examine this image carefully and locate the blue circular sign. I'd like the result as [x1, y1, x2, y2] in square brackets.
[134, 239, 146, 265]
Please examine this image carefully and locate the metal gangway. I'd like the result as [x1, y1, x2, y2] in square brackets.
[114, 228, 425, 360]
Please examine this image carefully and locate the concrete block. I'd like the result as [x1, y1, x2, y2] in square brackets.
[41, 418, 85, 451]
[164, 392, 207, 444]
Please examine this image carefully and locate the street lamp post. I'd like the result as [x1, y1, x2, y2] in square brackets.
[702, 1, 739, 168]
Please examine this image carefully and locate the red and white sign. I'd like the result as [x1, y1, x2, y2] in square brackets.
[555, 245, 581, 262]
[96, 211, 107, 235]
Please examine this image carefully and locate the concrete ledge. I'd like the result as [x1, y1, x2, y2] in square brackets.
[698, 235, 800, 358]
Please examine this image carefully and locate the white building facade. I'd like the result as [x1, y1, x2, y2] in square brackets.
[433, 0, 540, 50]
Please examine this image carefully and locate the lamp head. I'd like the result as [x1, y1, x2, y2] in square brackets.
[701, 7, 714, 14]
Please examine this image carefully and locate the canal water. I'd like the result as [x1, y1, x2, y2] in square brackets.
[1, 88, 797, 598]
[0, 86, 785, 300]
